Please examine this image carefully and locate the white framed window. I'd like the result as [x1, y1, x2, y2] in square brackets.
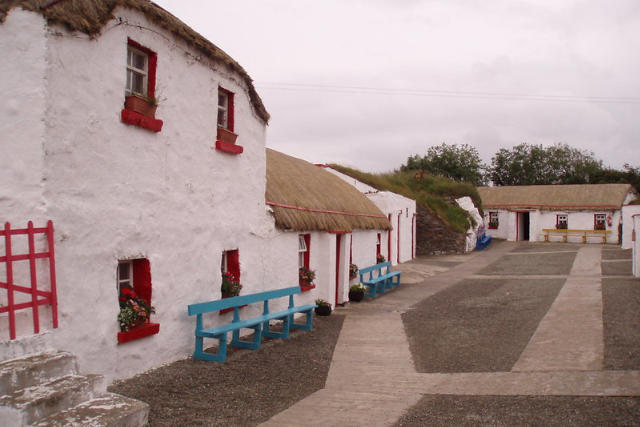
[298, 235, 308, 269]
[557, 214, 568, 228]
[218, 91, 229, 128]
[117, 260, 133, 292]
[126, 46, 148, 97]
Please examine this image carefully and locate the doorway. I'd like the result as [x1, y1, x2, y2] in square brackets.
[517, 212, 530, 241]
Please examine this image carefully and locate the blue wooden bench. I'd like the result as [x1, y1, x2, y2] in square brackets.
[358, 261, 401, 298]
[476, 231, 492, 250]
[187, 286, 316, 362]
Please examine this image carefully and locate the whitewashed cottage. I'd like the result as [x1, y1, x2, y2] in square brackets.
[478, 184, 638, 244]
[266, 149, 393, 308]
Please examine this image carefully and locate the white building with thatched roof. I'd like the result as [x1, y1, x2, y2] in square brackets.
[478, 184, 638, 244]
[266, 149, 394, 308]
[323, 167, 417, 263]
[0, 0, 278, 382]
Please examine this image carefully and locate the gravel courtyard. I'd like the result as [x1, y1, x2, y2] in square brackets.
[110, 242, 640, 426]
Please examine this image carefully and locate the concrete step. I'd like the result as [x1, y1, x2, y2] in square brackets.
[0, 374, 105, 426]
[0, 351, 77, 396]
[31, 393, 150, 427]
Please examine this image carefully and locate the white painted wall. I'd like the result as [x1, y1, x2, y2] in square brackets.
[0, 8, 276, 382]
[326, 168, 416, 264]
[621, 205, 640, 249]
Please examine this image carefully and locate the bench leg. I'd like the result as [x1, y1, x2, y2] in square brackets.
[291, 310, 314, 331]
[364, 283, 376, 298]
[263, 315, 291, 339]
[193, 333, 228, 362]
[231, 324, 262, 350]
[377, 281, 386, 294]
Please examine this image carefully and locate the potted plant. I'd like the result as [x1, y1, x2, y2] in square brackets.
[488, 220, 499, 229]
[376, 254, 386, 264]
[314, 299, 332, 316]
[118, 288, 155, 332]
[221, 271, 242, 297]
[349, 263, 359, 280]
[348, 283, 366, 302]
[594, 223, 606, 230]
[217, 126, 238, 144]
[299, 266, 316, 288]
[124, 94, 158, 117]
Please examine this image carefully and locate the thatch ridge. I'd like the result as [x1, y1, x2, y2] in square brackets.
[266, 149, 392, 232]
[1, 0, 269, 124]
[478, 183, 636, 210]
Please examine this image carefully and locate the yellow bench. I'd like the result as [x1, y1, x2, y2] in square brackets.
[542, 228, 611, 244]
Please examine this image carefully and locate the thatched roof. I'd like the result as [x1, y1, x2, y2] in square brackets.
[478, 183, 637, 211]
[266, 149, 392, 232]
[0, 0, 269, 124]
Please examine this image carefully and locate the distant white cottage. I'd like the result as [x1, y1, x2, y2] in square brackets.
[478, 184, 638, 244]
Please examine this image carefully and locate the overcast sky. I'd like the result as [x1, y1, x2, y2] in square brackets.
[155, 0, 640, 173]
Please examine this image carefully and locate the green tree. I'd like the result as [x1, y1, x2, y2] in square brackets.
[401, 143, 486, 186]
[489, 143, 602, 186]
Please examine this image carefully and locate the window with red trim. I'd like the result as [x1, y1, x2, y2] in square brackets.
[121, 39, 163, 132]
[215, 87, 242, 154]
[556, 214, 568, 229]
[594, 214, 606, 230]
[116, 258, 159, 343]
[221, 249, 242, 298]
[376, 233, 382, 257]
[488, 212, 499, 229]
[298, 234, 314, 291]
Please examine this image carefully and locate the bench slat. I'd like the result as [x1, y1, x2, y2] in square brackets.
[188, 286, 301, 315]
[198, 305, 315, 337]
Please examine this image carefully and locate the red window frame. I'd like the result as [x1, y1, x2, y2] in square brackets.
[299, 234, 314, 292]
[121, 38, 163, 132]
[216, 87, 243, 154]
[488, 212, 499, 229]
[594, 214, 606, 230]
[117, 258, 159, 344]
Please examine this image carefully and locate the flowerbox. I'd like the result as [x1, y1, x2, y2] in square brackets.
[217, 127, 238, 144]
[124, 95, 157, 117]
[117, 321, 160, 344]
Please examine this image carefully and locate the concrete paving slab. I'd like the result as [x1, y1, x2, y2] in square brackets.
[512, 246, 604, 372]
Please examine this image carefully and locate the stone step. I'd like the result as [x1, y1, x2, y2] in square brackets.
[31, 393, 149, 427]
[0, 351, 77, 396]
[0, 374, 105, 426]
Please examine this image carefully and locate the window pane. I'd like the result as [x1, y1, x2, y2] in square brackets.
[132, 51, 146, 71]
[132, 72, 144, 95]
[118, 263, 129, 281]
[217, 109, 227, 127]
[298, 235, 307, 251]
[218, 93, 227, 109]
[126, 69, 132, 93]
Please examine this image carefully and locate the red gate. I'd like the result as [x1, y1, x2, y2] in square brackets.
[1, 221, 58, 340]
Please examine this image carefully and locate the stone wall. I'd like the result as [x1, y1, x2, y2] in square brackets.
[415, 204, 467, 255]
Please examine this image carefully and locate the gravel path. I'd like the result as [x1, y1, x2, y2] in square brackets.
[394, 395, 640, 426]
[603, 277, 640, 370]
[402, 278, 564, 372]
[108, 314, 344, 426]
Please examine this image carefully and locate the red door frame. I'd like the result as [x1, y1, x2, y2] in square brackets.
[387, 214, 392, 262]
[335, 234, 341, 306]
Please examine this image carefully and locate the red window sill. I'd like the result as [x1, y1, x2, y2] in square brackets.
[215, 140, 243, 154]
[300, 284, 315, 292]
[117, 322, 160, 344]
[121, 109, 163, 132]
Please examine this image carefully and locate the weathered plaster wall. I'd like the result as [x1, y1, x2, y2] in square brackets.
[622, 205, 640, 249]
[0, 9, 47, 224]
[1, 7, 275, 382]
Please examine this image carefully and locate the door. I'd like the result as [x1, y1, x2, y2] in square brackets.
[517, 212, 530, 241]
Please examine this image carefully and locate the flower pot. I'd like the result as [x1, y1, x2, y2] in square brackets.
[315, 305, 332, 316]
[348, 290, 365, 302]
[217, 127, 238, 144]
[124, 95, 157, 117]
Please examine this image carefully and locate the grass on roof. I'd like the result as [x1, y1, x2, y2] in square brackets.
[329, 165, 482, 233]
